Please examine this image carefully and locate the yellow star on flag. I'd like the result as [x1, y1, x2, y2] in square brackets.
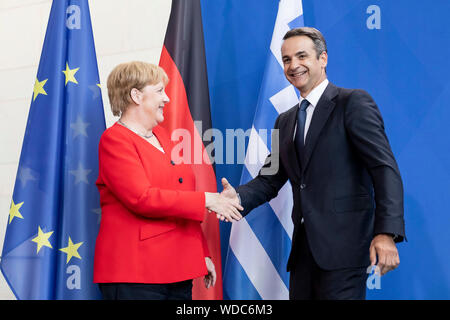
[9, 200, 24, 224]
[62, 62, 79, 86]
[31, 226, 53, 253]
[59, 237, 83, 264]
[33, 78, 48, 101]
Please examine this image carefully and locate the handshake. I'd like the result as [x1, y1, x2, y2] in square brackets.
[205, 178, 243, 223]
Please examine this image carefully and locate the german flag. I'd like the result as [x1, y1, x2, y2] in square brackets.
[159, 0, 222, 300]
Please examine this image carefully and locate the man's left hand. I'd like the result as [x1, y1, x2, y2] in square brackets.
[369, 234, 400, 276]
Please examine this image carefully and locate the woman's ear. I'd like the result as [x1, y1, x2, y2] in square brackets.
[130, 88, 140, 105]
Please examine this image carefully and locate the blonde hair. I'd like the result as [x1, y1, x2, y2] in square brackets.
[107, 61, 169, 116]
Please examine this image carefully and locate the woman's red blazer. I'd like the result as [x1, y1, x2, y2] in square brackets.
[93, 123, 209, 284]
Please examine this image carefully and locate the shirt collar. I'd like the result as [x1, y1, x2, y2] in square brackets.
[299, 78, 329, 109]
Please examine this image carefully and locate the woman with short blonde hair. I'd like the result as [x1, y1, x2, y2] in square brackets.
[94, 61, 242, 300]
[107, 61, 169, 116]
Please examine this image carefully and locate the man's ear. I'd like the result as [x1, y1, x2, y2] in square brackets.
[320, 51, 328, 69]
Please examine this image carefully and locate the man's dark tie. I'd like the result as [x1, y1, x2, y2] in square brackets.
[295, 99, 309, 159]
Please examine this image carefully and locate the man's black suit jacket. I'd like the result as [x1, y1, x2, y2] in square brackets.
[236, 82, 406, 271]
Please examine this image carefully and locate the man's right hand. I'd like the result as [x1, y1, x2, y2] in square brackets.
[221, 178, 238, 201]
[216, 178, 242, 222]
[205, 178, 243, 222]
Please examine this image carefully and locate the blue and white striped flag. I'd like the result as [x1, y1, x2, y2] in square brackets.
[223, 0, 304, 300]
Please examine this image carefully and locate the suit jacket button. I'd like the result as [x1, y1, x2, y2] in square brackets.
[179, 177, 183, 183]
[300, 184, 306, 189]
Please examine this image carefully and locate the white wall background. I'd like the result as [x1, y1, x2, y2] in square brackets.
[0, 0, 171, 299]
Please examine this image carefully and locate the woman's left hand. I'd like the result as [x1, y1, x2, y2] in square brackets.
[204, 257, 216, 289]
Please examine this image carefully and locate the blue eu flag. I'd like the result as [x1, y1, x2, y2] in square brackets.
[0, 0, 105, 299]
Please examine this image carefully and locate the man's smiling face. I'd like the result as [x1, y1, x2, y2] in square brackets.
[281, 35, 328, 97]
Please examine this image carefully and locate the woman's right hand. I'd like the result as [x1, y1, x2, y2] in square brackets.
[204, 192, 243, 222]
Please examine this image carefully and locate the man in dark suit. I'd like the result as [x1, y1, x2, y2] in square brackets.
[220, 27, 406, 300]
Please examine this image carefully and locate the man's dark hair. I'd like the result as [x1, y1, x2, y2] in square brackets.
[283, 27, 327, 59]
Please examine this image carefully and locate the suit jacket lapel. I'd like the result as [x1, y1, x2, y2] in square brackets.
[302, 83, 338, 173]
[282, 104, 302, 183]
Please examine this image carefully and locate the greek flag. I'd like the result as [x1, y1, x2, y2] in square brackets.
[0, 0, 105, 299]
[223, 0, 304, 300]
